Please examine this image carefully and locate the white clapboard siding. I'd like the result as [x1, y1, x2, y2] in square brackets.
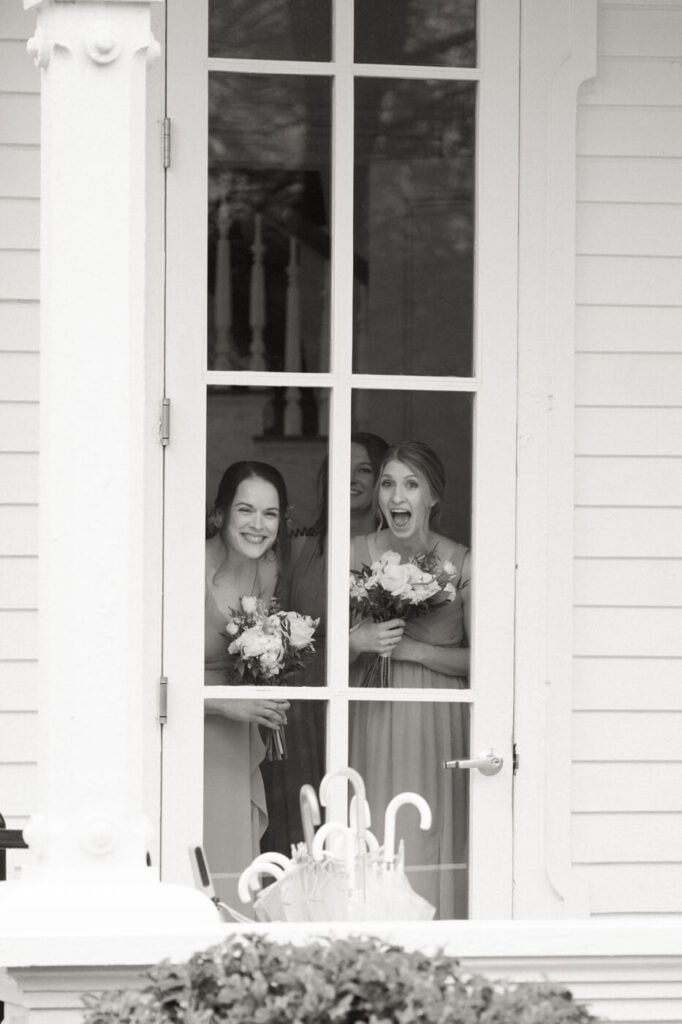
[0, 249, 40, 300]
[0, 302, 40, 351]
[573, 812, 682, 864]
[0, 453, 39, 503]
[578, 106, 682, 157]
[574, 558, 682, 607]
[576, 353, 682, 406]
[574, 657, 682, 710]
[574, 608, 682, 658]
[575, 305, 682, 352]
[575, 455, 682, 506]
[576, 255, 682, 306]
[0, 660, 38, 709]
[0, 505, 38, 556]
[579, 864, 682, 914]
[578, 156, 682, 204]
[0, 0, 41, 853]
[577, 202, 682, 256]
[573, 711, 682, 760]
[576, 408, 682, 455]
[599, 4, 682, 58]
[0, 401, 39, 450]
[0, 556, 38, 608]
[0, 197, 40, 249]
[0, 711, 38, 762]
[575, 508, 682, 557]
[0, 610, 38, 660]
[573, 762, 682, 813]
[580, 59, 682, 107]
[0, 94, 40, 144]
[0, 353, 39, 400]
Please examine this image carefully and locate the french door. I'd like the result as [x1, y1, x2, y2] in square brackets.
[162, 0, 519, 919]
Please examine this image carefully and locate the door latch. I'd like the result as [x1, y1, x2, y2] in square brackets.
[443, 748, 504, 776]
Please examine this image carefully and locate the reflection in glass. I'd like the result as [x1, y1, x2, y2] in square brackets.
[355, 0, 476, 67]
[353, 79, 475, 376]
[350, 701, 470, 919]
[208, 74, 331, 372]
[204, 386, 329, 905]
[210, 0, 332, 61]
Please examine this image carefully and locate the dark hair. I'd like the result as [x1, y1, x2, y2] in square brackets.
[377, 441, 445, 527]
[312, 432, 389, 544]
[207, 460, 290, 566]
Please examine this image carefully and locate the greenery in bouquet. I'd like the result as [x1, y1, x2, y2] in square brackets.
[83, 933, 598, 1024]
[223, 595, 318, 758]
[349, 547, 458, 686]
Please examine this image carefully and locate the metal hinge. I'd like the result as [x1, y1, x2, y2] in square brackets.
[159, 676, 168, 725]
[162, 116, 171, 169]
[160, 397, 170, 446]
[512, 743, 519, 774]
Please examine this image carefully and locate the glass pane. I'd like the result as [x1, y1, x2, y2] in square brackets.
[208, 74, 332, 371]
[349, 700, 470, 919]
[204, 385, 329, 907]
[353, 79, 475, 376]
[209, 0, 332, 61]
[355, 0, 476, 67]
[206, 699, 327, 907]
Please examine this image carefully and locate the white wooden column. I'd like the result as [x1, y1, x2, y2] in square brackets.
[0, 0, 220, 952]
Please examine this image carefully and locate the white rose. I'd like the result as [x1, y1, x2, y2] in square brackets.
[286, 612, 318, 650]
[263, 614, 283, 635]
[225, 620, 240, 637]
[379, 562, 412, 598]
[379, 550, 401, 566]
[241, 595, 258, 614]
[260, 649, 282, 673]
[442, 560, 456, 577]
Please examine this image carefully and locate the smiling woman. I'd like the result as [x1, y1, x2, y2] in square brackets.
[203, 460, 291, 906]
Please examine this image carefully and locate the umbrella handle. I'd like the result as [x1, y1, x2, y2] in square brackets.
[383, 792, 432, 865]
[349, 795, 372, 832]
[237, 860, 286, 903]
[299, 784, 321, 854]
[319, 767, 367, 843]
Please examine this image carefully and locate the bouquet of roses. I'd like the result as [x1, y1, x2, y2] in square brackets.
[349, 548, 458, 687]
[224, 595, 319, 759]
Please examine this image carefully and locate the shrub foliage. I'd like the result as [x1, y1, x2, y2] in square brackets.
[83, 934, 597, 1024]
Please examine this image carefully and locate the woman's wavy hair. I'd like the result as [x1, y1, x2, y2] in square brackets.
[375, 440, 445, 528]
[206, 460, 290, 566]
[311, 432, 388, 548]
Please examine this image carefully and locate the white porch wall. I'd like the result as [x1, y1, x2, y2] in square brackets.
[0, 0, 40, 878]
[573, 0, 682, 916]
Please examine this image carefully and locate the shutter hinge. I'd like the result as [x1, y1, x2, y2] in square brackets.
[162, 116, 171, 169]
[160, 397, 171, 446]
[512, 743, 519, 774]
[159, 676, 168, 725]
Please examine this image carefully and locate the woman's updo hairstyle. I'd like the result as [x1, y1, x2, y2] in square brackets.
[378, 440, 446, 527]
[206, 460, 290, 565]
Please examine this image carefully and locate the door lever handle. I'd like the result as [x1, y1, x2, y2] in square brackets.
[443, 748, 504, 776]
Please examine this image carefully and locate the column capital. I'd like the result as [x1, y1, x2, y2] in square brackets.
[25, 0, 161, 69]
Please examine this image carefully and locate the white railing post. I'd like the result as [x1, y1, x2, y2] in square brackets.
[213, 186, 233, 369]
[283, 236, 303, 435]
[248, 211, 267, 370]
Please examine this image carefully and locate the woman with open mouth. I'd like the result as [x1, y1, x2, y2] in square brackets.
[349, 440, 471, 920]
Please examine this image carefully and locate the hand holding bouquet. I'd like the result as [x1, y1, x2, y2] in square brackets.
[224, 595, 319, 758]
[349, 549, 458, 687]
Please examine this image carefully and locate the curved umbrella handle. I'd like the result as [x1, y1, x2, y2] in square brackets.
[319, 767, 367, 842]
[349, 795, 372, 832]
[299, 783, 321, 854]
[237, 857, 286, 904]
[311, 821, 354, 861]
[383, 792, 432, 864]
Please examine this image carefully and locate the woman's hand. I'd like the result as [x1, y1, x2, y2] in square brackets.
[349, 618, 405, 660]
[205, 697, 289, 729]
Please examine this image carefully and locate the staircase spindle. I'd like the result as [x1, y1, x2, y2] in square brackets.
[213, 193, 233, 369]
[249, 212, 267, 371]
[284, 236, 303, 435]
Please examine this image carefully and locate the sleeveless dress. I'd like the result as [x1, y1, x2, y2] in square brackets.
[203, 568, 267, 909]
[349, 534, 470, 920]
[260, 533, 327, 855]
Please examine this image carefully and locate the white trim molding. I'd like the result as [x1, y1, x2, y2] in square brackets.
[513, 0, 598, 917]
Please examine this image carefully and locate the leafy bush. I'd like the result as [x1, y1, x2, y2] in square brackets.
[83, 933, 597, 1024]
